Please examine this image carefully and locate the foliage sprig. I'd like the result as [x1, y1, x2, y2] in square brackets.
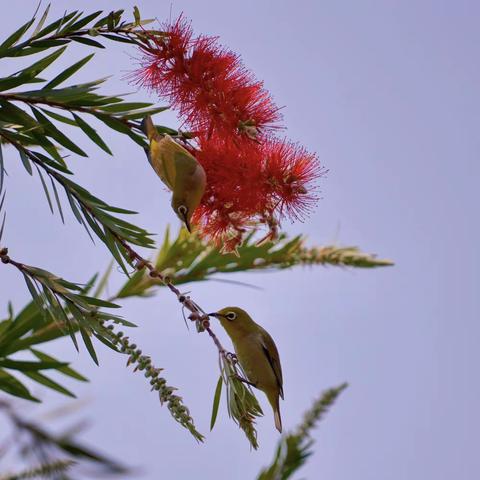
[257, 383, 348, 480]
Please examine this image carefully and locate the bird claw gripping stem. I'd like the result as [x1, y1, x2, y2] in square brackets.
[225, 352, 238, 364]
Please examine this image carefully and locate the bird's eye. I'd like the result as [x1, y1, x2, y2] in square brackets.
[178, 205, 187, 215]
[225, 312, 237, 321]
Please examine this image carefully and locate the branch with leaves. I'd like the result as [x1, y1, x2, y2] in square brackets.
[0, 245, 202, 440]
[258, 383, 348, 480]
[0, 399, 128, 479]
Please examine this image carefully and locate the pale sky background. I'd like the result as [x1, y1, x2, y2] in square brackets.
[1, 1, 479, 479]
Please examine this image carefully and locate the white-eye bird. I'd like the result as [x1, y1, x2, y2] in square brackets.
[209, 306, 284, 432]
[141, 116, 206, 232]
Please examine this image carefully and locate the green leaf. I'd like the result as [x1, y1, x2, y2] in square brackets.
[0, 100, 40, 130]
[99, 102, 152, 113]
[31, 349, 88, 381]
[73, 113, 112, 154]
[20, 46, 67, 78]
[121, 106, 169, 120]
[100, 33, 134, 44]
[23, 370, 76, 398]
[19, 150, 32, 175]
[31, 108, 87, 157]
[41, 108, 77, 126]
[44, 53, 95, 89]
[70, 35, 105, 48]
[93, 113, 146, 147]
[32, 11, 78, 39]
[79, 325, 98, 365]
[0, 75, 42, 91]
[210, 375, 223, 431]
[0, 359, 67, 371]
[133, 6, 141, 25]
[93, 262, 114, 298]
[66, 11, 103, 32]
[65, 189, 84, 224]
[31, 4, 51, 38]
[0, 19, 34, 52]
[75, 295, 120, 309]
[35, 166, 54, 214]
[50, 177, 65, 223]
[103, 228, 129, 275]
[6, 323, 69, 354]
[0, 369, 39, 401]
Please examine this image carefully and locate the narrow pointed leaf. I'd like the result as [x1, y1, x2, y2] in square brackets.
[79, 326, 98, 365]
[70, 36, 105, 48]
[23, 371, 76, 398]
[31, 4, 51, 38]
[0, 19, 35, 52]
[32, 11, 78, 39]
[73, 113, 112, 154]
[41, 108, 77, 126]
[210, 375, 223, 431]
[31, 349, 88, 381]
[35, 166, 54, 214]
[0, 359, 67, 371]
[67, 11, 103, 31]
[20, 46, 67, 78]
[31, 108, 87, 157]
[44, 53, 95, 89]
[0, 369, 40, 402]
[50, 177, 65, 223]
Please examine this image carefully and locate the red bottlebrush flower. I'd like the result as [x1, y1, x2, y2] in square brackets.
[191, 136, 324, 252]
[132, 16, 281, 140]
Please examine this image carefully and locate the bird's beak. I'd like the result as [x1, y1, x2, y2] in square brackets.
[207, 312, 219, 318]
[182, 212, 191, 233]
[140, 117, 148, 135]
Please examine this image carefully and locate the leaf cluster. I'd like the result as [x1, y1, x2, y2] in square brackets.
[0, 5, 174, 272]
[210, 355, 264, 449]
[117, 228, 393, 298]
[257, 383, 348, 480]
[0, 399, 128, 479]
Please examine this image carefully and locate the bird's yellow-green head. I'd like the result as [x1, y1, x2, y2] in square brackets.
[171, 173, 205, 233]
[209, 306, 259, 338]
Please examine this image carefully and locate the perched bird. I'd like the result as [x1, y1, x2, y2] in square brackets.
[209, 306, 284, 432]
[141, 116, 206, 232]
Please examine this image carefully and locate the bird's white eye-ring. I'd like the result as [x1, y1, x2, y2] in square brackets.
[225, 312, 237, 321]
[178, 205, 187, 215]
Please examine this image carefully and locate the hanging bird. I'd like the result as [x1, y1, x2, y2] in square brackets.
[141, 116, 206, 232]
[209, 306, 284, 432]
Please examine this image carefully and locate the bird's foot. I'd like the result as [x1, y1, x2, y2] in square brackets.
[225, 352, 238, 364]
[231, 374, 256, 388]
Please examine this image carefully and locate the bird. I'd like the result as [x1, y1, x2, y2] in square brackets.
[141, 116, 206, 232]
[209, 306, 284, 432]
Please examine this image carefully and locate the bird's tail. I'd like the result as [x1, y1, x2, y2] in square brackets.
[268, 392, 282, 433]
[274, 405, 282, 433]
